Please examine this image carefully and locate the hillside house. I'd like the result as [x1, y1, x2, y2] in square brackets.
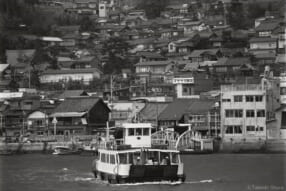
[49, 97, 110, 135]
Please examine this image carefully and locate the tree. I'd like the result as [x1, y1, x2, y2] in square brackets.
[136, 0, 169, 19]
[101, 37, 131, 74]
[248, 3, 266, 19]
[80, 16, 95, 32]
[226, 1, 248, 29]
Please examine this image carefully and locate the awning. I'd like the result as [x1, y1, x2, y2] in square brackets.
[50, 112, 86, 118]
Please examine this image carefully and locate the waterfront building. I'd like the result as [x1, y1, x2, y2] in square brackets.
[49, 97, 110, 135]
[1, 95, 41, 137]
[110, 101, 145, 127]
[220, 77, 280, 144]
[27, 110, 49, 136]
[138, 102, 170, 126]
[158, 98, 219, 135]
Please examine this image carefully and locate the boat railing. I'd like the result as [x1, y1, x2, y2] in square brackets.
[151, 130, 179, 150]
[96, 138, 125, 150]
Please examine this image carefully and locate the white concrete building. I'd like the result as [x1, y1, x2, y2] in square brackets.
[280, 74, 286, 104]
[98, 2, 108, 17]
[173, 77, 197, 98]
[220, 78, 280, 143]
[40, 68, 102, 85]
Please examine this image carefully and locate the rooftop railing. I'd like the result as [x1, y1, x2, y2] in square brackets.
[221, 84, 264, 92]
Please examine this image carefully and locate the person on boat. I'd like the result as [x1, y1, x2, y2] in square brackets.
[135, 156, 141, 165]
[161, 156, 170, 165]
[145, 158, 153, 165]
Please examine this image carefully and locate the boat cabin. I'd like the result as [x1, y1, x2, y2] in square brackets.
[122, 123, 152, 148]
[95, 148, 184, 182]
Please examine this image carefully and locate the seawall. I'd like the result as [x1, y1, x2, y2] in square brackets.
[0, 142, 76, 154]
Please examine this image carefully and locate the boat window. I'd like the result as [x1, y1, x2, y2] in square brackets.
[160, 152, 170, 165]
[101, 153, 106, 163]
[110, 154, 116, 164]
[171, 153, 179, 163]
[133, 152, 141, 165]
[128, 128, 135, 136]
[119, 153, 128, 164]
[143, 128, 149, 136]
[146, 151, 159, 165]
[135, 128, 142, 136]
[106, 154, 110, 163]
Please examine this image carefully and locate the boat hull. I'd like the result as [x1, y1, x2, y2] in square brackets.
[52, 148, 83, 155]
[93, 164, 186, 184]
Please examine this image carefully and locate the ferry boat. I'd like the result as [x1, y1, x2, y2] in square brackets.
[92, 123, 186, 184]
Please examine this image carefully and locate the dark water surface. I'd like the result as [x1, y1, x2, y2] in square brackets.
[0, 153, 285, 191]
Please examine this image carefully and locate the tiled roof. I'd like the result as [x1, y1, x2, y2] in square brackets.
[42, 68, 102, 75]
[127, 38, 156, 45]
[6, 49, 35, 67]
[189, 49, 220, 58]
[249, 37, 277, 43]
[136, 51, 165, 59]
[214, 57, 251, 66]
[255, 21, 279, 31]
[139, 102, 169, 121]
[275, 54, 286, 63]
[158, 99, 215, 121]
[58, 90, 88, 100]
[0, 64, 9, 73]
[53, 96, 102, 113]
[135, 60, 172, 66]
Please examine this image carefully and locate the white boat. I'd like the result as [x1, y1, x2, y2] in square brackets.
[53, 146, 82, 155]
[92, 123, 186, 184]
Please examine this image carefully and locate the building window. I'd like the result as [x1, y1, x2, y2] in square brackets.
[246, 110, 255, 117]
[255, 95, 263, 102]
[246, 95, 254, 102]
[234, 95, 243, 102]
[225, 126, 233, 134]
[246, 126, 255, 131]
[281, 87, 286, 95]
[225, 110, 234, 118]
[183, 88, 188, 93]
[255, 126, 264, 131]
[234, 110, 243, 118]
[225, 125, 242, 134]
[222, 99, 231, 102]
[257, 110, 265, 117]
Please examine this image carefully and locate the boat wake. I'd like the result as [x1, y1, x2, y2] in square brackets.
[111, 179, 213, 186]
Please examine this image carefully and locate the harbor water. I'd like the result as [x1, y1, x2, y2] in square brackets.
[0, 153, 285, 191]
